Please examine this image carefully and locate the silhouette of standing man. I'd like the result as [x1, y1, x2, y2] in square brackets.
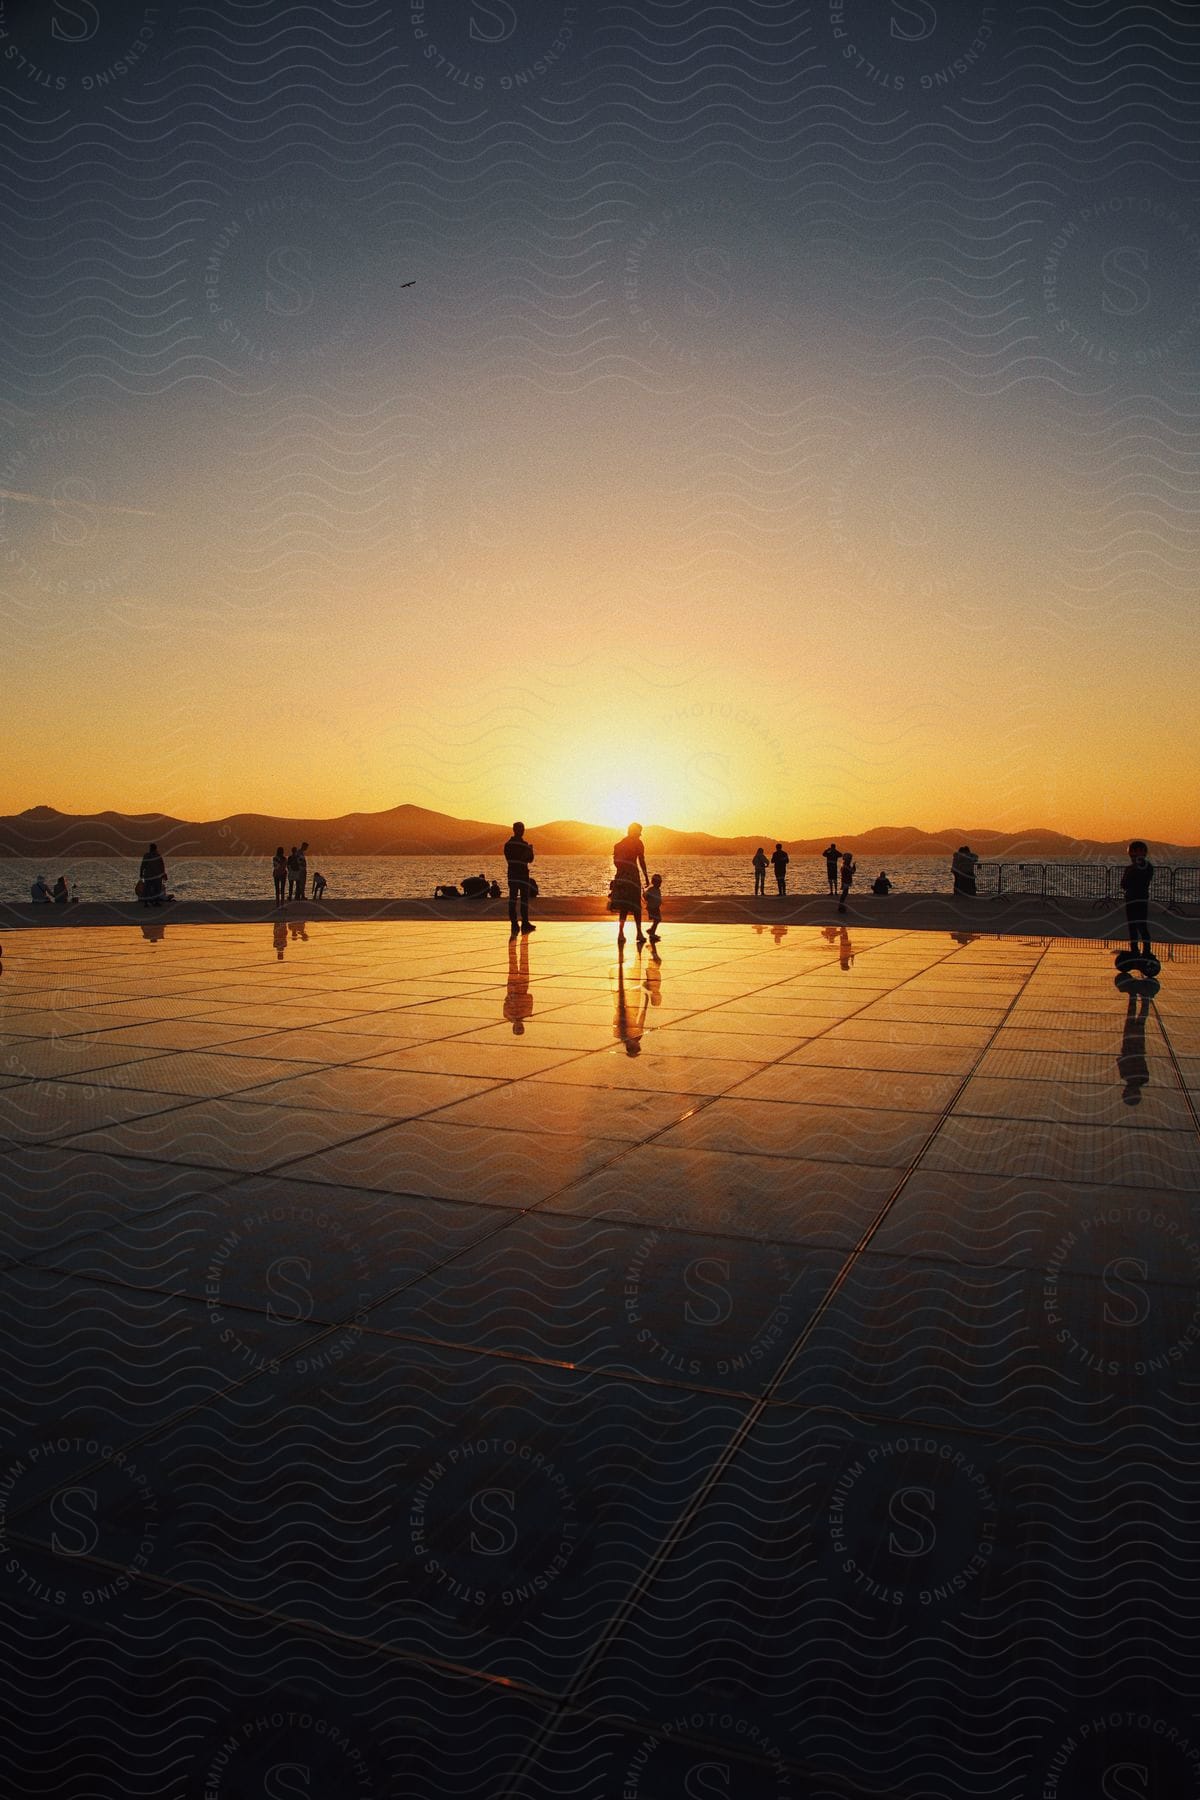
[504, 821, 535, 937]
[771, 842, 789, 896]
[1120, 840, 1154, 961]
[823, 843, 840, 896]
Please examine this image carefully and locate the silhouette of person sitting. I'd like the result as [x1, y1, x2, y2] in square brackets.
[434, 883, 461, 899]
[872, 871, 892, 896]
[461, 873, 489, 898]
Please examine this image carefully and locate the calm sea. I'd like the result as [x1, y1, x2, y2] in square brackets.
[5, 854, 967, 905]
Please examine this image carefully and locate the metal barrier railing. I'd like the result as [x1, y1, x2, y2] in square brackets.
[1171, 867, 1200, 910]
[1043, 863, 1111, 903]
[980, 862, 1189, 908]
[1039, 936, 1200, 962]
[1001, 862, 1046, 897]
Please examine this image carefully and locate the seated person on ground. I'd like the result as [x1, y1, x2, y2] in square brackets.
[872, 871, 892, 896]
[434, 883, 461, 899]
[461, 873, 490, 898]
[30, 875, 53, 903]
[52, 876, 71, 904]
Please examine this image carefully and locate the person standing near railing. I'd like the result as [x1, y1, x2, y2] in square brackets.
[951, 845, 979, 896]
[1121, 840, 1155, 961]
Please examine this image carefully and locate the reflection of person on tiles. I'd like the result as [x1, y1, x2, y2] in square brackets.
[504, 933, 533, 1035]
[644, 945, 662, 1008]
[613, 957, 648, 1055]
[1117, 985, 1152, 1107]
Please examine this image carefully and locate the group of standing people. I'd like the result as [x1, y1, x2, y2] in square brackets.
[752, 843, 792, 896]
[752, 841, 858, 908]
[822, 843, 857, 912]
[750, 840, 983, 906]
[272, 843, 327, 906]
[503, 820, 664, 949]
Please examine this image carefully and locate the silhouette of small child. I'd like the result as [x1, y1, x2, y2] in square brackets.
[837, 853, 856, 914]
[644, 873, 664, 942]
[311, 872, 328, 900]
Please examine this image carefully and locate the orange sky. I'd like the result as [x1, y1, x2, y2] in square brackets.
[3, 369, 1197, 844]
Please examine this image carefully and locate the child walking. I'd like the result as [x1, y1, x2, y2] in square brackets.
[644, 873, 664, 943]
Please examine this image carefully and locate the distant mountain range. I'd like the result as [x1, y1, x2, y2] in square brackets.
[2, 804, 1196, 863]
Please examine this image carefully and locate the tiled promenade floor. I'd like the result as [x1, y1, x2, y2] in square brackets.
[0, 920, 1197, 1796]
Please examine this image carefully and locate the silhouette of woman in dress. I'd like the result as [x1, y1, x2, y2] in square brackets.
[610, 823, 649, 949]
